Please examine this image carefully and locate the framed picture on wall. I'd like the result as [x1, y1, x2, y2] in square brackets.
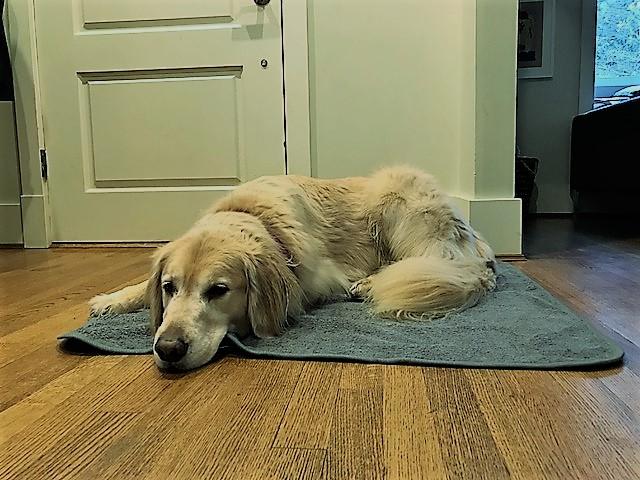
[517, 0, 555, 79]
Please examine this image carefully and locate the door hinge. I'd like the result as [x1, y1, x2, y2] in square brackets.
[40, 149, 48, 181]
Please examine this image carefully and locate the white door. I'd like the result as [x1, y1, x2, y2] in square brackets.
[35, 0, 286, 241]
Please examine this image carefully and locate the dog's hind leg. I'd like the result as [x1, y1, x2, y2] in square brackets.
[89, 281, 148, 315]
[358, 168, 496, 317]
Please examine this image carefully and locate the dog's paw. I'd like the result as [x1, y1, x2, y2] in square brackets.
[349, 277, 373, 299]
[88, 293, 121, 316]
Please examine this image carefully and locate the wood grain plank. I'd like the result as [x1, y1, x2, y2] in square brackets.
[0, 356, 123, 444]
[72, 358, 244, 480]
[517, 254, 640, 345]
[72, 358, 300, 480]
[467, 369, 640, 479]
[0, 342, 86, 411]
[424, 368, 510, 480]
[64, 358, 154, 413]
[383, 365, 446, 480]
[0, 250, 125, 307]
[245, 448, 327, 480]
[0, 257, 149, 336]
[273, 361, 341, 449]
[0, 410, 140, 480]
[98, 359, 174, 413]
[141, 359, 303, 480]
[0, 248, 52, 272]
[326, 387, 385, 480]
[339, 362, 384, 391]
[580, 367, 640, 413]
[0, 304, 90, 367]
[0, 272, 147, 369]
[551, 370, 640, 473]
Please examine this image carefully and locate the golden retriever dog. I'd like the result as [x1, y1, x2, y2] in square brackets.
[90, 166, 496, 370]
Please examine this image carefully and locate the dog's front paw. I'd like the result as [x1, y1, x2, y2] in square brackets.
[88, 293, 119, 316]
[349, 277, 373, 299]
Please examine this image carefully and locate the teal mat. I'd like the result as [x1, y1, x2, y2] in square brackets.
[58, 263, 623, 370]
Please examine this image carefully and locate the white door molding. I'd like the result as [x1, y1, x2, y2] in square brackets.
[5, 0, 50, 247]
[578, 0, 596, 114]
[282, 0, 311, 176]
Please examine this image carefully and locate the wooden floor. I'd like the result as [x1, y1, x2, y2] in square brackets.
[1, 217, 639, 479]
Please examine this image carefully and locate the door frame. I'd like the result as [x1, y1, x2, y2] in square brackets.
[578, 0, 596, 114]
[5, 0, 311, 247]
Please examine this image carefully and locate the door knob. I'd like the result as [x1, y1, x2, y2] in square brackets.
[255, 0, 270, 5]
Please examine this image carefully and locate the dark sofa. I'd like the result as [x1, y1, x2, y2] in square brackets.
[570, 97, 640, 212]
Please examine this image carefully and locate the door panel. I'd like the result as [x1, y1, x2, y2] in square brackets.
[36, 0, 285, 241]
[81, 0, 234, 28]
[88, 74, 242, 182]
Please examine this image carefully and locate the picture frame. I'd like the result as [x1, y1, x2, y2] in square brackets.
[517, 0, 555, 79]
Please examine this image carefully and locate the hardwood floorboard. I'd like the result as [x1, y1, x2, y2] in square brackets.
[0, 343, 87, 411]
[467, 369, 639, 479]
[141, 359, 303, 480]
[383, 365, 445, 479]
[74, 359, 241, 480]
[0, 356, 123, 444]
[425, 368, 510, 479]
[327, 386, 385, 480]
[0, 217, 638, 479]
[245, 447, 327, 480]
[273, 362, 341, 449]
[339, 362, 384, 391]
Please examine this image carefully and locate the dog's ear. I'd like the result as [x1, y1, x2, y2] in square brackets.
[244, 247, 303, 338]
[147, 246, 170, 333]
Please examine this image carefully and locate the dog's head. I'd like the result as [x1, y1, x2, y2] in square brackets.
[147, 213, 302, 370]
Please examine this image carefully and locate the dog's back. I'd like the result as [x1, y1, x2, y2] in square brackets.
[212, 166, 496, 317]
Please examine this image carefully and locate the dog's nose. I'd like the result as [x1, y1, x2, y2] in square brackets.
[155, 337, 189, 363]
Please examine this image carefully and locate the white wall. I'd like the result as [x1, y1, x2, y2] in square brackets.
[516, 0, 595, 213]
[307, 0, 474, 193]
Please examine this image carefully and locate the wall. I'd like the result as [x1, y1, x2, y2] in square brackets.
[516, 0, 594, 213]
[307, 0, 521, 254]
[307, 0, 473, 192]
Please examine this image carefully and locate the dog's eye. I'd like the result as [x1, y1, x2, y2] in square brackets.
[204, 283, 229, 301]
[162, 281, 176, 296]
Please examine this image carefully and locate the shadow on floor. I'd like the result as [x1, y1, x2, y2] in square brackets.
[523, 214, 640, 258]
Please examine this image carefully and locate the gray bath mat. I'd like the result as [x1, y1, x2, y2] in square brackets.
[58, 263, 623, 369]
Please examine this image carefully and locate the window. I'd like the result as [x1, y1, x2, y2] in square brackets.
[594, 0, 640, 108]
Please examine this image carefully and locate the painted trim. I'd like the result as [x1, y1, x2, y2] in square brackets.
[450, 196, 523, 256]
[20, 194, 49, 248]
[281, 0, 311, 176]
[0, 101, 23, 244]
[474, 0, 518, 199]
[5, 0, 51, 247]
[517, 0, 556, 79]
[0, 204, 23, 244]
[578, 0, 596, 114]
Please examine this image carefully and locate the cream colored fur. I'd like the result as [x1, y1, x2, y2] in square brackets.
[90, 166, 496, 370]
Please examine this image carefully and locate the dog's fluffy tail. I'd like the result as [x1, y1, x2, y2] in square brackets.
[360, 256, 496, 319]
